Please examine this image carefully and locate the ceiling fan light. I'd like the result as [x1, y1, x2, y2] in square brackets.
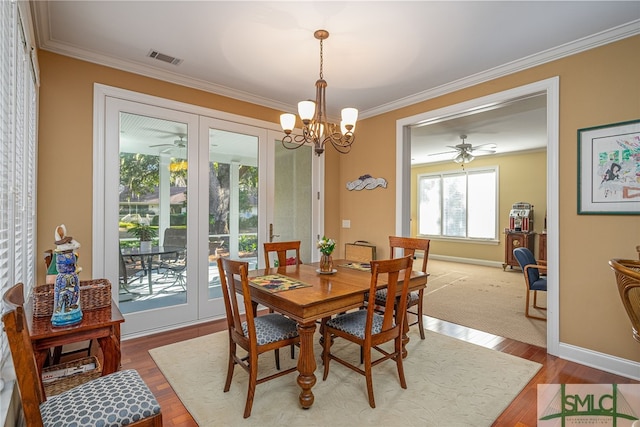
[454, 153, 464, 164]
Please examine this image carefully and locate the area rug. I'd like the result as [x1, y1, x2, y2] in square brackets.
[149, 329, 541, 426]
[424, 259, 547, 348]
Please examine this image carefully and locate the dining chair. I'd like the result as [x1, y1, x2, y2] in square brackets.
[263, 240, 302, 267]
[513, 247, 547, 320]
[2, 283, 163, 427]
[321, 255, 414, 408]
[263, 240, 301, 361]
[608, 258, 640, 343]
[371, 236, 430, 339]
[217, 257, 300, 418]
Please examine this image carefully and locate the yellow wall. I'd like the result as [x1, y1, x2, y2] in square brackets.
[410, 151, 547, 262]
[37, 35, 640, 363]
[337, 35, 640, 362]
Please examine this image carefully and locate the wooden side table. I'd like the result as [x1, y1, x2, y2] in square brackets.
[503, 231, 536, 270]
[539, 232, 547, 262]
[25, 301, 125, 396]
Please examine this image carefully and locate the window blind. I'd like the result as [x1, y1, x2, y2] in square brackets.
[0, 0, 39, 414]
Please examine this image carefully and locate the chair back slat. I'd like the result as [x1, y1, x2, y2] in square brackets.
[217, 257, 255, 341]
[2, 283, 46, 426]
[609, 258, 640, 343]
[263, 241, 301, 267]
[367, 256, 413, 333]
[389, 236, 430, 273]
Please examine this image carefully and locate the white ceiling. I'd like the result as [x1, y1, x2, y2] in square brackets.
[30, 1, 640, 163]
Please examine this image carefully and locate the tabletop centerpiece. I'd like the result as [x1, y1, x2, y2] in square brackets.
[317, 236, 336, 273]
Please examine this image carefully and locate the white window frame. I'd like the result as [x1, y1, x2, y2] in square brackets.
[417, 166, 499, 242]
[0, 1, 39, 422]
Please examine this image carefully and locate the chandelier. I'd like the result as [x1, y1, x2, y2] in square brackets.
[280, 29, 358, 156]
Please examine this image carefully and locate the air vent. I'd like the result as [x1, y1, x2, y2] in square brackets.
[147, 50, 183, 66]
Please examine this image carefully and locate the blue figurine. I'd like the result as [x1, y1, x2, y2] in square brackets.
[51, 224, 83, 327]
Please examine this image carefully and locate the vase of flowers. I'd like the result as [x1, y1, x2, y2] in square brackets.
[317, 236, 336, 272]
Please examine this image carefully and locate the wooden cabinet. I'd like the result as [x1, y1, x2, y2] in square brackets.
[503, 232, 536, 270]
[538, 232, 547, 262]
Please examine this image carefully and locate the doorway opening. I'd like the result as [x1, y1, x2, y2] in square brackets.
[395, 77, 559, 355]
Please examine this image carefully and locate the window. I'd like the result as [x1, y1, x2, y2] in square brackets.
[418, 168, 498, 240]
[0, 0, 39, 417]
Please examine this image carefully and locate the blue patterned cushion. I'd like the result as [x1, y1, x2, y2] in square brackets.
[326, 310, 390, 339]
[373, 289, 419, 306]
[242, 313, 299, 345]
[40, 369, 161, 427]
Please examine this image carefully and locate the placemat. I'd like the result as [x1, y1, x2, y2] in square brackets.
[339, 262, 371, 271]
[250, 274, 312, 293]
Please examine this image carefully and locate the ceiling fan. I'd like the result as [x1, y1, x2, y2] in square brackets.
[149, 135, 187, 151]
[430, 135, 496, 164]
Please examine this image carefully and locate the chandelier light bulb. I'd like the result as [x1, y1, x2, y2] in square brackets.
[280, 113, 296, 133]
[298, 101, 315, 123]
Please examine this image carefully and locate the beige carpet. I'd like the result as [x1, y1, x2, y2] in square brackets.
[149, 329, 541, 426]
[424, 259, 547, 347]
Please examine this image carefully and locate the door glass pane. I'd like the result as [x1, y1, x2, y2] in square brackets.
[118, 113, 188, 313]
[207, 129, 259, 300]
[272, 143, 312, 263]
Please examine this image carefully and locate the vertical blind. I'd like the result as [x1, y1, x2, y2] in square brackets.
[0, 0, 39, 404]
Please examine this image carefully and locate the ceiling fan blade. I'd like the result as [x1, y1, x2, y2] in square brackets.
[472, 149, 496, 154]
[149, 143, 174, 148]
[470, 143, 497, 150]
[428, 149, 458, 156]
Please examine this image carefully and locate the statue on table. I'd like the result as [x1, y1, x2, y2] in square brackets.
[50, 224, 83, 327]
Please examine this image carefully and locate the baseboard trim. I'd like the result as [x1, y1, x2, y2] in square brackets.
[429, 254, 504, 269]
[558, 342, 640, 381]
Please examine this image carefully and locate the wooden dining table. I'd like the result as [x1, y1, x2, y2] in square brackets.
[247, 259, 427, 410]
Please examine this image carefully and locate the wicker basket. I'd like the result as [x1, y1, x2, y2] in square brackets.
[33, 278, 112, 318]
[42, 356, 101, 396]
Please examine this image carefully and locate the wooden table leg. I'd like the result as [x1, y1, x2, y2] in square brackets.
[97, 330, 121, 375]
[35, 349, 49, 396]
[296, 321, 317, 409]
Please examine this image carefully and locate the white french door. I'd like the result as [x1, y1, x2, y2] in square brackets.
[94, 85, 320, 337]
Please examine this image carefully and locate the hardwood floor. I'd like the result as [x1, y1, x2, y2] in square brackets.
[121, 316, 638, 426]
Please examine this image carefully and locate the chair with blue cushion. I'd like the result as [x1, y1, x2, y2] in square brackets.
[321, 255, 414, 408]
[2, 283, 162, 427]
[513, 247, 547, 320]
[217, 257, 300, 418]
[372, 236, 430, 339]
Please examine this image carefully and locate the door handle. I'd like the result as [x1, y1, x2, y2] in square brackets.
[269, 223, 280, 242]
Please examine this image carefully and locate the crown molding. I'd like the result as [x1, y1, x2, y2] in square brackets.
[32, 0, 639, 120]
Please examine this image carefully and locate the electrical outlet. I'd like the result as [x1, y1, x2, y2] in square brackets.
[342, 220, 351, 228]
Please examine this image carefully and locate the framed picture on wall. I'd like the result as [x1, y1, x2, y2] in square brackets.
[578, 119, 640, 214]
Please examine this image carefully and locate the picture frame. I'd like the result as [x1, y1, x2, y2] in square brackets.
[578, 119, 640, 214]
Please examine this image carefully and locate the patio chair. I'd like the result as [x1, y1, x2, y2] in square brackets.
[158, 228, 187, 289]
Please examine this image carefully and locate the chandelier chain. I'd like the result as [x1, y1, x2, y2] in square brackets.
[319, 38, 324, 80]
